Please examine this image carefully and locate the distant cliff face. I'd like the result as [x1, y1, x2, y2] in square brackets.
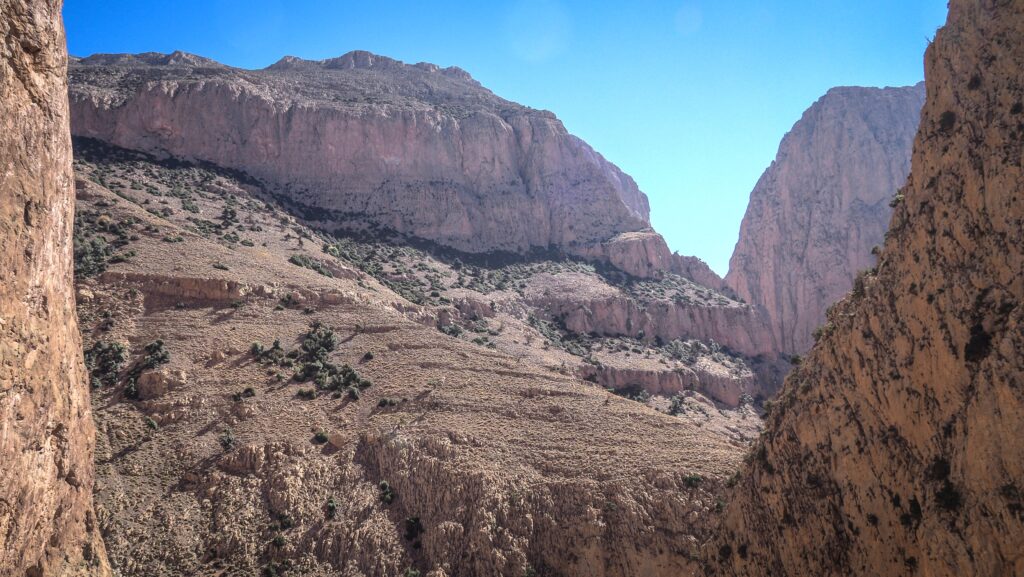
[67, 51, 651, 257]
[709, 1, 1024, 576]
[726, 83, 925, 353]
[0, 1, 109, 575]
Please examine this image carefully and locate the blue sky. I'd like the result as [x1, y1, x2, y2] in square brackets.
[64, 0, 949, 274]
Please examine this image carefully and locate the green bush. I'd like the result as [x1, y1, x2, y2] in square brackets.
[219, 429, 235, 450]
[84, 341, 128, 387]
[288, 254, 334, 277]
[379, 481, 395, 504]
[683, 474, 703, 488]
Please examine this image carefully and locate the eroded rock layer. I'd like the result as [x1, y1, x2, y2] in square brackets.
[0, 1, 109, 575]
[726, 83, 925, 353]
[709, 1, 1024, 575]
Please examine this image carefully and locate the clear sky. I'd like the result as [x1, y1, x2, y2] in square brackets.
[63, 0, 949, 275]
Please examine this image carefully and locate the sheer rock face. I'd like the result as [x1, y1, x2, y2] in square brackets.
[726, 83, 925, 354]
[0, 1, 109, 575]
[66, 52, 652, 257]
[709, 2, 1024, 576]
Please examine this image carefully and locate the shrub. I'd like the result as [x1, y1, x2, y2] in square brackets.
[133, 340, 170, 375]
[288, 254, 334, 277]
[938, 110, 957, 133]
[84, 341, 128, 387]
[212, 262, 229, 271]
[313, 430, 329, 444]
[683, 474, 703, 488]
[404, 517, 424, 541]
[297, 388, 317, 400]
[271, 534, 285, 547]
[379, 481, 395, 504]
[326, 497, 337, 519]
[143, 416, 158, 430]
[124, 378, 139, 400]
[936, 482, 962, 511]
[219, 429, 235, 450]
[668, 395, 685, 416]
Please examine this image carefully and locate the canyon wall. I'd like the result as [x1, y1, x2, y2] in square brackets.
[709, 1, 1024, 575]
[67, 52, 653, 257]
[726, 83, 925, 354]
[0, 1, 109, 575]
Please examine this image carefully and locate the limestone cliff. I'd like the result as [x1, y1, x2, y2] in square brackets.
[0, 1, 109, 575]
[726, 83, 925, 353]
[709, 1, 1024, 575]
[66, 51, 653, 258]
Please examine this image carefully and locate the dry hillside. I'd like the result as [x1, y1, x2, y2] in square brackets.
[71, 137, 765, 577]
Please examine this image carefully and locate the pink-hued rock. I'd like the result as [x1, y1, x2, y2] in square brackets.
[573, 230, 727, 289]
[580, 360, 754, 407]
[68, 52, 651, 256]
[726, 83, 925, 353]
[524, 272, 774, 358]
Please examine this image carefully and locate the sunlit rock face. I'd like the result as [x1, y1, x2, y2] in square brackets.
[708, 1, 1024, 575]
[726, 83, 925, 354]
[0, 1, 110, 575]
[68, 51, 652, 257]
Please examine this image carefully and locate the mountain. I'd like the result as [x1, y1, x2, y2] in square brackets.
[708, 1, 1024, 575]
[0, 1, 110, 575]
[726, 83, 925, 354]
[66, 51, 662, 262]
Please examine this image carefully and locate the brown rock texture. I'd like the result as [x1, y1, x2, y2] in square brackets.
[66, 51, 652, 257]
[726, 82, 925, 353]
[70, 138, 760, 577]
[708, 1, 1024, 576]
[0, 1, 109, 575]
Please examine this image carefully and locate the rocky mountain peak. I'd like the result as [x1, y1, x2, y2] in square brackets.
[726, 81, 925, 353]
[68, 51, 664, 267]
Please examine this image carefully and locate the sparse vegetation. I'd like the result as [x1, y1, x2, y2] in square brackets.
[683, 474, 704, 488]
[219, 429, 236, 450]
[379, 481, 395, 504]
[288, 254, 334, 277]
[84, 341, 128, 387]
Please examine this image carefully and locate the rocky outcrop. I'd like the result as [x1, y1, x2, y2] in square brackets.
[726, 82, 925, 353]
[574, 230, 727, 289]
[67, 51, 652, 256]
[708, 2, 1024, 576]
[356, 430, 722, 577]
[580, 361, 754, 407]
[534, 292, 774, 358]
[0, 1, 109, 575]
